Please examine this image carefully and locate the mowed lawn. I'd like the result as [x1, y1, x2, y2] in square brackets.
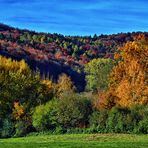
[0, 134, 148, 148]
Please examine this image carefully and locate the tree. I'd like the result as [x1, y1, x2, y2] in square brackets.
[100, 35, 148, 109]
[56, 93, 92, 128]
[32, 35, 39, 42]
[56, 74, 76, 97]
[40, 35, 46, 44]
[84, 58, 114, 91]
[32, 100, 58, 131]
[0, 56, 53, 118]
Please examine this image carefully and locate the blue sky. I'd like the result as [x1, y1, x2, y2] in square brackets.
[0, 0, 148, 35]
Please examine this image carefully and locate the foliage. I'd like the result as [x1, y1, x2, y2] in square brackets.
[0, 118, 14, 138]
[136, 118, 148, 134]
[106, 107, 129, 133]
[56, 93, 92, 128]
[0, 24, 147, 91]
[56, 73, 76, 97]
[0, 56, 55, 137]
[32, 100, 58, 131]
[0, 56, 53, 118]
[0, 24, 148, 137]
[89, 110, 108, 133]
[89, 105, 148, 134]
[14, 120, 33, 137]
[85, 58, 114, 91]
[12, 101, 25, 120]
[33, 93, 92, 131]
[98, 35, 148, 109]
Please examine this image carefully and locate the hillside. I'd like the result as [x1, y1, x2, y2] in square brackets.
[0, 23, 147, 90]
[0, 23, 148, 138]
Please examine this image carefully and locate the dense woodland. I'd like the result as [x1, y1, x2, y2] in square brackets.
[0, 24, 148, 137]
[0, 23, 148, 90]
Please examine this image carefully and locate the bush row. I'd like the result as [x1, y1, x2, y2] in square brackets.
[0, 93, 148, 138]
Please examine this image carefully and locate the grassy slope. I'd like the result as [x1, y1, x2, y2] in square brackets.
[0, 134, 148, 148]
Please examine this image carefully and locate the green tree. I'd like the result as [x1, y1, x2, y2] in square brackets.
[0, 56, 53, 118]
[84, 58, 114, 91]
[32, 100, 58, 131]
[56, 93, 92, 128]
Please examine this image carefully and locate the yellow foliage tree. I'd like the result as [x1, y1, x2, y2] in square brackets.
[40, 79, 53, 101]
[0, 56, 29, 74]
[99, 35, 148, 109]
[56, 73, 76, 98]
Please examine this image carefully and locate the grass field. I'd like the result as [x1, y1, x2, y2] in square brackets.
[0, 134, 148, 148]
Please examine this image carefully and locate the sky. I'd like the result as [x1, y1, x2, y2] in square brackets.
[0, 0, 148, 35]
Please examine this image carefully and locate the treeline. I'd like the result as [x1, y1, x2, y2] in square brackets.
[1, 23, 147, 67]
[0, 34, 147, 137]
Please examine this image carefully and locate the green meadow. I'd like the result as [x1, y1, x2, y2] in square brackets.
[0, 134, 148, 148]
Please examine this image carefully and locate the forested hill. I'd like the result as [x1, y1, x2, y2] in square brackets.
[0, 23, 147, 90]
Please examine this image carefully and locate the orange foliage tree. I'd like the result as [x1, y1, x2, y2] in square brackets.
[98, 35, 148, 109]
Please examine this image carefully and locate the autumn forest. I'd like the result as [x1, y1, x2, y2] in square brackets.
[0, 23, 148, 137]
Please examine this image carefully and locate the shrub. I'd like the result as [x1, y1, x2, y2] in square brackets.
[132, 105, 148, 134]
[136, 118, 148, 134]
[89, 110, 108, 133]
[56, 93, 92, 128]
[106, 107, 131, 133]
[53, 126, 66, 134]
[14, 120, 33, 137]
[32, 100, 58, 131]
[1, 118, 15, 138]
